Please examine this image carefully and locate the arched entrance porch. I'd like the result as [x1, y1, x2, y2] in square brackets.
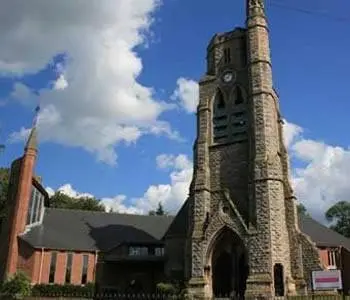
[206, 227, 248, 298]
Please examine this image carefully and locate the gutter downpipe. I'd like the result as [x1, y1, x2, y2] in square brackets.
[93, 250, 99, 282]
[38, 247, 44, 284]
[93, 250, 99, 296]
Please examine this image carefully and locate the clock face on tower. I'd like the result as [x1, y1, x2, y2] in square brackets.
[222, 71, 235, 83]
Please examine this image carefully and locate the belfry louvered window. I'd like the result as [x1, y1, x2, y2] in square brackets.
[223, 48, 231, 64]
[213, 89, 228, 143]
[231, 86, 247, 139]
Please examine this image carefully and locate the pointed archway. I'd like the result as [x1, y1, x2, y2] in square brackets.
[207, 227, 249, 298]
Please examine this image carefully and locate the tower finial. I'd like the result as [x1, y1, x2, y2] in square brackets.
[25, 105, 40, 152]
[246, 0, 265, 17]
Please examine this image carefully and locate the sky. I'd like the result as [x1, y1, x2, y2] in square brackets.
[0, 0, 349, 223]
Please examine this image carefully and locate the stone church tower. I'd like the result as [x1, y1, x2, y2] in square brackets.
[164, 0, 321, 298]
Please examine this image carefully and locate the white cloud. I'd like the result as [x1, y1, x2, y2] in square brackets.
[283, 121, 350, 223]
[46, 183, 94, 199]
[1, 0, 181, 165]
[171, 77, 199, 113]
[10, 82, 36, 106]
[282, 119, 303, 149]
[100, 195, 144, 214]
[133, 154, 193, 213]
[53, 74, 68, 90]
[47, 154, 193, 215]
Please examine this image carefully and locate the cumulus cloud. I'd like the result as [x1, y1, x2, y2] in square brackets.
[171, 77, 199, 113]
[133, 154, 193, 213]
[46, 183, 94, 199]
[282, 119, 303, 149]
[2, 0, 182, 165]
[283, 121, 350, 223]
[10, 82, 36, 106]
[47, 154, 193, 215]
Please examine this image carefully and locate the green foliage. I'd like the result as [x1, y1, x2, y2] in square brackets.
[149, 202, 167, 216]
[156, 280, 189, 298]
[156, 282, 177, 294]
[297, 203, 309, 216]
[0, 271, 31, 298]
[50, 191, 105, 212]
[0, 167, 9, 225]
[31, 283, 95, 296]
[325, 201, 350, 238]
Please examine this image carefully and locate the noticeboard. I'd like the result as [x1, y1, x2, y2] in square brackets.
[312, 270, 342, 290]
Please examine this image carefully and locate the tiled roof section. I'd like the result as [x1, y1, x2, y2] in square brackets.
[164, 199, 189, 237]
[298, 214, 350, 251]
[21, 208, 174, 251]
[20, 206, 350, 252]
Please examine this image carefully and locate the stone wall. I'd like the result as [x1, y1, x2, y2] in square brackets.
[209, 143, 249, 221]
[299, 232, 323, 290]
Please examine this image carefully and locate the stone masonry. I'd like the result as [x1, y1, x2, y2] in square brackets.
[183, 0, 323, 298]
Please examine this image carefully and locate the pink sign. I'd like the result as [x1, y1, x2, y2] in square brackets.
[312, 270, 342, 290]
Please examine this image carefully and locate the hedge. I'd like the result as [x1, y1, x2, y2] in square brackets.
[31, 283, 95, 297]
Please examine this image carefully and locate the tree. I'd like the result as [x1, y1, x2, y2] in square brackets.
[325, 201, 350, 238]
[149, 202, 167, 216]
[0, 271, 31, 298]
[297, 203, 309, 216]
[0, 168, 9, 225]
[50, 191, 105, 212]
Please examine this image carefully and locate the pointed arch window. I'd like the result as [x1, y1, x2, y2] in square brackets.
[234, 86, 244, 105]
[231, 86, 248, 141]
[213, 89, 228, 143]
[215, 89, 225, 109]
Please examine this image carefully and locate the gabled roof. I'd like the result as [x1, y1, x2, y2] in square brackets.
[21, 208, 174, 252]
[298, 214, 350, 251]
[20, 206, 350, 253]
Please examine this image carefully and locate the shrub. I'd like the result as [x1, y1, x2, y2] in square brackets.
[31, 283, 95, 297]
[0, 271, 31, 299]
[156, 282, 177, 294]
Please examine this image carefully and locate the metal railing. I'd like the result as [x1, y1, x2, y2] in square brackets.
[0, 293, 349, 300]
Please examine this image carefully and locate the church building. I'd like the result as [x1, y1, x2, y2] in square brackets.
[1, 0, 350, 298]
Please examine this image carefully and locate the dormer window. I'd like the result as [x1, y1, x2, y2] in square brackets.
[155, 247, 165, 256]
[129, 246, 148, 256]
[328, 249, 337, 267]
[26, 185, 44, 226]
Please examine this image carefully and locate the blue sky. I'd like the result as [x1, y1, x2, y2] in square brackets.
[0, 0, 349, 220]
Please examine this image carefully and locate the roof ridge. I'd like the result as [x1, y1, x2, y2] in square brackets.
[301, 215, 350, 249]
[46, 207, 175, 219]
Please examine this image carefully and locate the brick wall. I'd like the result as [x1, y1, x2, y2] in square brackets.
[17, 239, 38, 281]
[38, 250, 97, 285]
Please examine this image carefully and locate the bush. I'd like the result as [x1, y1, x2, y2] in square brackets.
[31, 283, 95, 297]
[0, 271, 31, 299]
[156, 282, 177, 294]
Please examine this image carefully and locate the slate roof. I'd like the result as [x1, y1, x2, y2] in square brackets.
[299, 214, 350, 251]
[20, 206, 350, 252]
[21, 208, 174, 252]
